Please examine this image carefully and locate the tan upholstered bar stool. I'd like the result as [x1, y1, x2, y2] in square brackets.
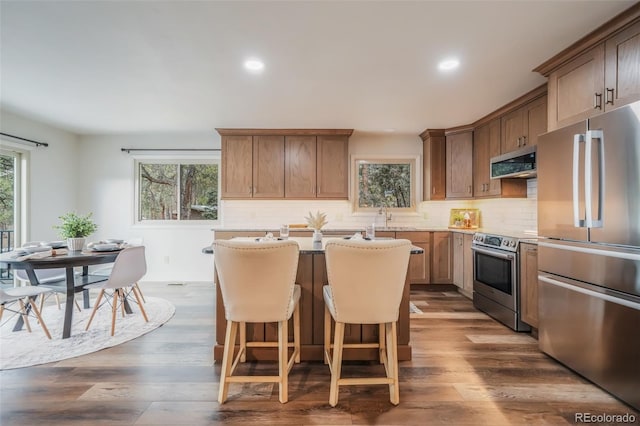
[213, 239, 301, 404]
[323, 239, 411, 406]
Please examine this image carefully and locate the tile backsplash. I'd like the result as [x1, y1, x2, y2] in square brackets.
[221, 179, 537, 234]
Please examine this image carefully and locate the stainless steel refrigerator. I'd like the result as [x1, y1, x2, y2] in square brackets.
[537, 100, 640, 411]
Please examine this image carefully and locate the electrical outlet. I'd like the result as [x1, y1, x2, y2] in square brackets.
[335, 213, 343, 221]
[422, 212, 428, 219]
[163, 256, 170, 264]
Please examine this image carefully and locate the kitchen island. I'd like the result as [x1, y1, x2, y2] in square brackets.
[209, 236, 423, 362]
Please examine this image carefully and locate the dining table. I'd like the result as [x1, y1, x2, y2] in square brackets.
[0, 248, 121, 338]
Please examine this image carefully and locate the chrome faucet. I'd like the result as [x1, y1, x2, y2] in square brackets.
[378, 205, 392, 228]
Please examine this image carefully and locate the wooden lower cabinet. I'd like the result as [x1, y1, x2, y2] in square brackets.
[431, 232, 452, 284]
[397, 231, 431, 284]
[520, 243, 539, 328]
[452, 232, 473, 298]
[462, 234, 473, 298]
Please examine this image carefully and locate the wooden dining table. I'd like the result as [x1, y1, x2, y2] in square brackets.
[0, 249, 120, 338]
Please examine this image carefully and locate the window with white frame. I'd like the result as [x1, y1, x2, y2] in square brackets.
[352, 156, 419, 213]
[136, 159, 219, 222]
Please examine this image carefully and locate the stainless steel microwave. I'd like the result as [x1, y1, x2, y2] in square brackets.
[490, 145, 536, 179]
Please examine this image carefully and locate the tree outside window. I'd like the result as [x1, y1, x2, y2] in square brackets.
[138, 162, 219, 221]
[353, 157, 417, 212]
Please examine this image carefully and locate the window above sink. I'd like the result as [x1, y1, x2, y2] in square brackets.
[351, 155, 419, 213]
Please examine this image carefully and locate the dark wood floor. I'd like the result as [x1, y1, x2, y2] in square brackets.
[1, 283, 637, 425]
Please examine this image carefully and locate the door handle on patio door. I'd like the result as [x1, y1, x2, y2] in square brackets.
[573, 134, 586, 228]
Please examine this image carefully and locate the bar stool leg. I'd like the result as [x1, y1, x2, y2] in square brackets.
[293, 304, 301, 363]
[329, 322, 345, 407]
[386, 321, 400, 405]
[324, 305, 331, 365]
[240, 322, 247, 363]
[278, 319, 288, 403]
[378, 323, 386, 364]
[218, 320, 238, 404]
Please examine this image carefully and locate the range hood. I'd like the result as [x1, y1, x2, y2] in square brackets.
[490, 145, 537, 179]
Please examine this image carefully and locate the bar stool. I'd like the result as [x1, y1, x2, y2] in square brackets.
[323, 239, 411, 406]
[213, 239, 301, 404]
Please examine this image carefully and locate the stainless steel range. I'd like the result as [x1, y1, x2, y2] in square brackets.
[471, 232, 530, 332]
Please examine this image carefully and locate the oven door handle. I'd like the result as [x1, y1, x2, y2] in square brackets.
[471, 246, 515, 260]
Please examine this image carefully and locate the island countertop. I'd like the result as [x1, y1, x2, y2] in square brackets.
[202, 236, 425, 255]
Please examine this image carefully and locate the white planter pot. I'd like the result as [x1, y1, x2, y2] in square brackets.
[67, 237, 86, 251]
[312, 230, 323, 242]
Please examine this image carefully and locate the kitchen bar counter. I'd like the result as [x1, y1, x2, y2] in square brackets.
[209, 236, 422, 362]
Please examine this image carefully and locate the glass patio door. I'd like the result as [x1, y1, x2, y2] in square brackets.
[0, 150, 19, 281]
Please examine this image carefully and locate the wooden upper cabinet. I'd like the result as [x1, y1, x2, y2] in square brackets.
[218, 129, 352, 200]
[474, 119, 503, 197]
[605, 20, 640, 110]
[547, 45, 605, 130]
[501, 106, 526, 153]
[446, 130, 473, 199]
[536, 7, 640, 130]
[317, 135, 348, 199]
[221, 135, 253, 198]
[501, 95, 548, 152]
[252, 135, 285, 198]
[285, 136, 316, 198]
[475, 119, 526, 199]
[525, 95, 548, 147]
[420, 129, 446, 200]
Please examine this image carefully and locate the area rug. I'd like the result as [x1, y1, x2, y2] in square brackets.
[0, 296, 175, 370]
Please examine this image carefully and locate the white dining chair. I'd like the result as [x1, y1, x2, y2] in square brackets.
[213, 239, 301, 404]
[84, 246, 148, 336]
[14, 268, 82, 312]
[323, 239, 411, 406]
[0, 285, 55, 339]
[90, 238, 145, 302]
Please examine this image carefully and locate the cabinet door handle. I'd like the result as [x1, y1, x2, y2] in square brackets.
[522, 136, 527, 146]
[606, 88, 614, 105]
[249, 186, 252, 195]
[594, 93, 603, 110]
[516, 137, 521, 147]
[468, 185, 472, 194]
[432, 186, 436, 195]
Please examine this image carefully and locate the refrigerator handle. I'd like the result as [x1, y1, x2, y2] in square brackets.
[573, 134, 586, 227]
[585, 129, 604, 228]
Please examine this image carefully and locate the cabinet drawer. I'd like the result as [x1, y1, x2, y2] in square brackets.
[396, 231, 430, 242]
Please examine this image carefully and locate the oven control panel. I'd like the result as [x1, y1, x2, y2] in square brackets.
[472, 233, 519, 252]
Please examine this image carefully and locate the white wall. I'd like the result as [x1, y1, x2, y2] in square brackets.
[76, 133, 219, 282]
[0, 109, 79, 242]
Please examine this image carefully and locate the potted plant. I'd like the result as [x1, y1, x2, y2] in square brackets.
[54, 212, 98, 251]
[305, 211, 328, 242]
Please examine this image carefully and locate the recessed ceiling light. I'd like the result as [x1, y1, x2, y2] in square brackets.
[438, 58, 460, 71]
[244, 59, 264, 72]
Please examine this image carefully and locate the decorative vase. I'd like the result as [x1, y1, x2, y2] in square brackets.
[312, 230, 323, 242]
[67, 237, 85, 251]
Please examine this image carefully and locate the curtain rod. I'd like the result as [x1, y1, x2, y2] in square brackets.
[121, 148, 221, 153]
[0, 132, 49, 147]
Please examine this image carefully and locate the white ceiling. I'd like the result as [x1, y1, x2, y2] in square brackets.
[0, 1, 635, 136]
